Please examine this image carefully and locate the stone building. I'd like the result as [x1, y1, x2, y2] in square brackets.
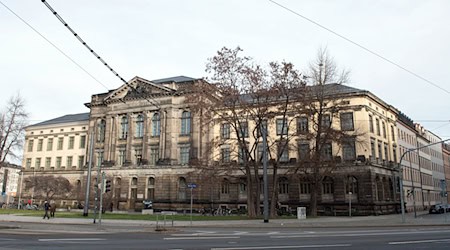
[0, 162, 21, 205]
[443, 143, 450, 203]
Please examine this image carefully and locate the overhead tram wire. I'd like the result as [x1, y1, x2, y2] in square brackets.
[268, 0, 450, 96]
[0, 0, 109, 91]
[41, 0, 160, 108]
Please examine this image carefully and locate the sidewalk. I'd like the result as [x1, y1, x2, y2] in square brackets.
[1, 212, 450, 230]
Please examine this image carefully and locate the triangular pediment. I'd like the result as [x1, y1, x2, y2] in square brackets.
[104, 76, 175, 102]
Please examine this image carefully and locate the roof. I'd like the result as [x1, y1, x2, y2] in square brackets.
[28, 113, 90, 128]
[152, 76, 198, 84]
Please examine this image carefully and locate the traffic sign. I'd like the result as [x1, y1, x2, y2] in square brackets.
[187, 183, 197, 188]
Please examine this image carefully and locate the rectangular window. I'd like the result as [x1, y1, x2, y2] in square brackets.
[321, 143, 332, 161]
[369, 115, 374, 133]
[382, 122, 387, 138]
[256, 144, 264, 162]
[391, 126, 395, 141]
[370, 138, 376, 161]
[79, 135, 86, 148]
[78, 156, 84, 168]
[56, 157, 62, 168]
[276, 118, 288, 135]
[298, 143, 310, 160]
[300, 183, 311, 194]
[384, 143, 389, 161]
[118, 150, 125, 165]
[57, 137, 63, 150]
[47, 138, 53, 151]
[180, 145, 190, 165]
[135, 149, 142, 165]
[37, 139, 43, 151]
[35, 158, 41, 168]
[221, 146, 231, 163]
[378, 142, 383, 161]
[340, 112, 354, 131]
[376, 118, 380, 136]
[221, 123, 230, 139]
[26, 158, 32, 168]
[321, 114, 331, 129]
[279, 142, 289, 162]
[96, 151, 104, 167]
[150, 148, 159, 165]
[239, 121, 249, 138]
[28, 140, 34, 152]
[66, 156, 73, 168]
[342, 139, 356, 161]
[68, 136, 75, 149]
[180, 111, 191, 135]
[45, 157, 51, 168]
[297, 117, 308, 134]
[238, 146, 247, 163]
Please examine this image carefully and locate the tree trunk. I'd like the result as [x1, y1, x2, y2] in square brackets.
[310, 182, 318, 217]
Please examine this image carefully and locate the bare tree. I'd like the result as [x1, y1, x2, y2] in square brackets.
[289, 48, 364, 216]
[0, 93, 28, 164]
[188, 47, 305, 217]
[25, 175, 72, 200]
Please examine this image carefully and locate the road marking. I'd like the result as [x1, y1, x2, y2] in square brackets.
[211, 244, 352, 249]
[389, 238, 450, 245]
[38, 238, 106, 242]
[271, 230, 450, 238]
[164, 236, 240, 240]
[0, 238, 16, 241]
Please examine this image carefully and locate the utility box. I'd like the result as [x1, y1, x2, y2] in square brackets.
[297, 207, 306, 220]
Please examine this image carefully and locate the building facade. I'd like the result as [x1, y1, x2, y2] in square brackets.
[443, 143, 450, 204]
[0, 162, 21, 205]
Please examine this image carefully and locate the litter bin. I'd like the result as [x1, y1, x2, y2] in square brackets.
[297, 207, 306, 220]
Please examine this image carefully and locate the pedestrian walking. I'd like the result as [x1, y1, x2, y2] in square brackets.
[43, 201, 51, 219]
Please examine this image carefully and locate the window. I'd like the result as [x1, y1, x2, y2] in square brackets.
[239, 178, 247, 194]
[97, 119, 106, 142]
[221, 123, 230, 139]
[56, 157, 62, 168]
[376, 118, 380, 136]
[120, 116, 128, 139]
[37, 139, 43, 151]
[238, 121, 248, 138]
[57, 137, 63, 150]
[384, 143, 389, 161]
[298, 143, 310, 160]
[26, 158, 31, 168]
[45, 157, 51, 168]
[221, 179, 230, 194]
[340, 112, 354, 131]
[297, 117, 308, 134]
[27, 140, 34, 152]
[238, 146, 247, 163]
[78, 135, 85, 149]
[96, 151, 103, 167]
[180, 111, 191, 135]
[378, 142, 383, 160]
[346, 176, 358, 194]
[370, 138, 376, 161]
[342, 138, 356, 161]
[135, 115, 144, 138]
[78, 156, 84, 168]
[321, 143, 332, 161]
[35, 158, 41, 168]
[178, 177, 187, 200]
[47, 138, 53, 151]
[276, 118, 288, 135]
[150, 147, 159, 165]
[147, 177, 155, 200]
[279, 142, 289, 162]
[278, 177, 289, 194]
[68, 136, 75, 149]
[393, 146, 397, 163]
[256, 144, 264, 162]
[118, 149, 126, 165]
[322, 177, 334, 194]
[131, 177, 138, 186]
[257, 120, 268, 137]
[221, 146, 231, 163]
[180, 145, 190, 165]
[391, 126, 395, 141]
[66, 156, 73, 168]
[152, 113, 160, 136]
[321, 114, 331, 129]
[300, 182, 311, 194]
[382, 122, 386, 138]
[135, 148, 142, 165]
[369, 115, 374, 133]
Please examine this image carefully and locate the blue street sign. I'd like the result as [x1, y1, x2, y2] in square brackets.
[187, 183, 197, 188]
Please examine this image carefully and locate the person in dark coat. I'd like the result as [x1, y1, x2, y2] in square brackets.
[43, 201, 51, 219]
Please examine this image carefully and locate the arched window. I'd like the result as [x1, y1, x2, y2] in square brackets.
[178, 177, 187, 200]
[147, 177, 155, 200]
[346, 176, 358, 194]
[135, 114, 144, 138]
[120, 116, 128, 139]
[322, 177, 334, 194]
[278, 177, 289, 194]
[221, 178, 230, 194]
[152, 113, 160, 136]
[131, 177, 138, 186]
[130, 177, 138, 200]
[181, 111, 191, 135]
[97, 119, 106, 142]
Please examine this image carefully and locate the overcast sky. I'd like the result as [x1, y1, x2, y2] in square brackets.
[1, 0, 449, 143]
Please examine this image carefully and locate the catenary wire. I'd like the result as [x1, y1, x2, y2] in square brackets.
[40, 0, 160, 108]
[0, 0, 109, 91]
[268, 0, 450, 95]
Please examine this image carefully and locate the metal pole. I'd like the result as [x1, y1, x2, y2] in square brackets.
[31, 169, 35, 205]
[93, 155, 101, 224]
[99, 172, 105, 225]
[349, 192, 352, 217]
[407, 152, 417, 218]
[17, 171, 23, 209]
[83, 131, 95, 216]
[190, 187, 193, 226]
[262, 122, 269, 223]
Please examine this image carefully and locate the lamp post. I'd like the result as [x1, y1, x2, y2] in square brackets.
[17, 171, 23, 209]
[261, 122, 269, 223]
[348, 191, 352, 217]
